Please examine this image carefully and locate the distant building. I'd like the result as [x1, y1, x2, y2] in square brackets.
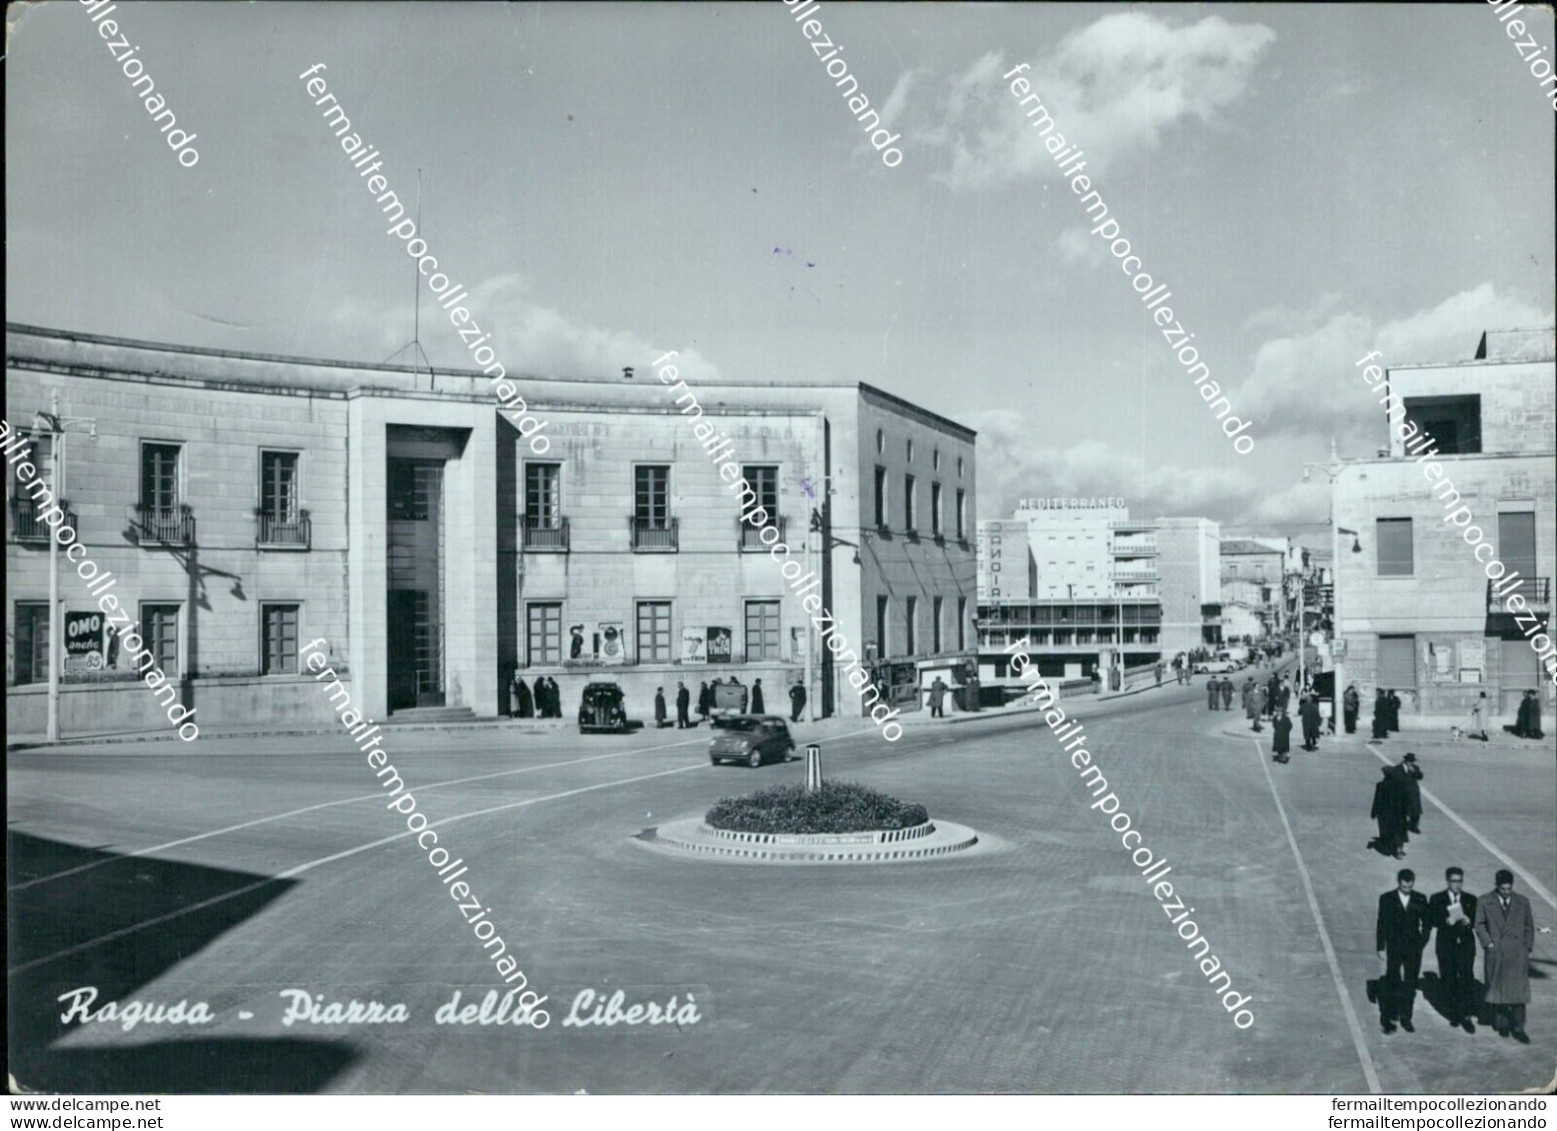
[977, 500, 1161, 683]
[1155, 517, 1221, 655]
[1219, 537, 1289, 640]
[1334, 328, 1555, 727]
[5, 325, 977, 735]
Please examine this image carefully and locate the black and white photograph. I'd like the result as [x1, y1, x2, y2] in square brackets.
[5, 0, 1555, 1117]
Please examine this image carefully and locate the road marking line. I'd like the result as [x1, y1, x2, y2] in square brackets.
[8, 760, 714, 976]
[1364, 748, 1556, 910]
[1254, 738, 1382, 1094]
[9, 738, 711, 892]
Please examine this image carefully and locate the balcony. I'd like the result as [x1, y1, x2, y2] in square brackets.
[738, 515, 786, 551]
[1111, 568, 1160, 581]
[630, 515, 678, 552]
[256, 510, 311, 549]
[1488, 577, 1551, 613]
[10, 494, 76, 544]
[133, 503, 195, 546]
[523, 516, 570, 552]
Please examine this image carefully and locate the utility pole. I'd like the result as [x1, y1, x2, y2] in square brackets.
[36, 390, 98, 742]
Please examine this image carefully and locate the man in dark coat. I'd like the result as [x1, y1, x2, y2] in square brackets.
[1300, 694, 1322, 752]
[534, 677, 550, 718]
[512, 672, 534, 719]
[548, 677, 563, 718]
[750, 679, 765, 715]
[1375, 868, 1432, 1033]
[928, 676, 948, 718]
[1524, 690, 1544, 739]
[1371, 689, 1389, 740]
[1207, 677, 1219, 711]
[1265, 673, 1281, 719]
[1371, 766, 1410, 858]
[1387, 689, 1403, 733]
[789, 679, 807, 723]
[1475, 870, 1536, 1042]
[1220, 677, 1234, 711]
[1250, 684, 1267, 732]
[1428, 867, 1479, 1032]
[675, 682, 691, 729]
[654, 687, 668, 729]
[1397, 753, 1423, 835]
[1277, 677, 1293, 717]
[1271, 709, 1292, 763]
[1343, 684, 1360, 735]
[697, 681, 712, 720]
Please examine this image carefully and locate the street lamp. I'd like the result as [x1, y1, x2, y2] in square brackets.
[33, 390, 98, 743]
[807, 509, 859, 723]
[1301, 439, 1359, 721]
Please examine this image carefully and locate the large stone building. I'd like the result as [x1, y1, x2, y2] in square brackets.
[1218, 536, 1292, 641]
[5, 325, 977, 736]
[1154, 516, 1221, 655]
[1334, 328, 1555, 727]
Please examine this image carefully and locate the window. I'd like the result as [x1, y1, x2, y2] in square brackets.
[745, 600, 781, 662]
[739, 463, 780, 549]
[260, 451, 300, 522]
[527, 602, 562, 666]
[931, 482, 943, 537]
[933, 447, 941, 471]
[1376, 518, 1414, 577]
[1498, 512, 1537, 601]
[905, 596, 918, 655]
[143, 604, 180, 677]
[876, 428, 885, 455]
[906, 438, 915, 462]
[957, 456, 964, 478]
[636, 601, 672, 663]
[904, 474, 916, 532]
[140, 442, 181, 513]
[876, 596, 890, 658]
[261, 603, 300, 675]
[957, 597, 967, 650]
[1377, 634, 1417, 688]
[873, 466, 888, 528]
[956, 489, 966, 540]
[525, 463, 562, 527]
[932, 596, 944, 652]
[14, 603, 49, 685]
[634, 466, 670, 527]
[1404, 395, 1481, 455]
[388, 459, 439, 521]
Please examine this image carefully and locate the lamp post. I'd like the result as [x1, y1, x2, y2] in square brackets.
[33, 390, 98, 743]
[1303, 439, 1362, 724]
[809, 508, 858, 723]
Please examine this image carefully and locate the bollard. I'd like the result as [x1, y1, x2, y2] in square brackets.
[804, 743, 823, 793]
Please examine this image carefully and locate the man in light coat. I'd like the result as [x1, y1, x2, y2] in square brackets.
[1474, 869, 1536, 1043]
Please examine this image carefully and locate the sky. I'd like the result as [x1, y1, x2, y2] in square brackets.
[7, 1, 1554, 540]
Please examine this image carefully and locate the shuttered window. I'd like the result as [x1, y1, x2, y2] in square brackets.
[1376, 518, 1413, 577]
[1377, 634, 1417, 688]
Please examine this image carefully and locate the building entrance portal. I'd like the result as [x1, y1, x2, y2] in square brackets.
[387, 450, 448, 711]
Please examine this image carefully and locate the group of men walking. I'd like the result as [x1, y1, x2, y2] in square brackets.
[1374, 866, 1537, 1043]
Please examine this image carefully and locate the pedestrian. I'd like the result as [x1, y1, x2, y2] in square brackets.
[929, 675, 948, 718]
[1474, 869, 1535, 1043]
[1277, 677, 1293, 717]
[789, 678, 807, 723]
[675, 681, 691, 729]
[1220, 677, 1233, 711]
[512, 671, 534, 719]
[1343, 684, 1360, 735]
[535, 677, 551, 718]
[1207, 677, 1219, 711]
[1271, 709, 1292, 763]
[1370, 766, 1410, 858]
[1397, 753, 1423, 835]
[1428, 867, 1479, 1033]
[1371, 689, 1389, 741]
[1154, 661, 1164, 687]
[697, 680, 712, 721]
[1387, 689, 1403, 733]
[1513, 691, 1533, 738]
[1300, 694, 1321, 752]
[1091, 668, 1102, 695]
[1251, 683, 1267, 732]
[750, 679, 765, 715]
[654, 687, 668, 729]
[1523, 690, 1544, 739]
[1266, 673, 1280, 720]
[1375, 868, 1431, 1034]
[1467, 691, 1488, 741]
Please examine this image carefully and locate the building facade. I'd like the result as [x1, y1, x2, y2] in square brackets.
[1219, 537, 1289, 641]
[1155, 516, 1221, 656]
[5, 326, 977, 735]
[1334, 328, 1556, 727]
[976, 500, 1162, 682]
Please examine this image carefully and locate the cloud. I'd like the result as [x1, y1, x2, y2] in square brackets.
[1057, 225, 1107, 267]
[326, 272, 721, 381]
[909, 14, 1276, 190]
[1235, 283, 1550, 442]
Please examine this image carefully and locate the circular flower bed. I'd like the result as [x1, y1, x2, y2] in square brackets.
[705, 780, 929, 835]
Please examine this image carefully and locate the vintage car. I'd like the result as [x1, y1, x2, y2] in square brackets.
[1192, 658, 1241, 675]
[577, 681, 628, 734]
[708, 715, 795, 768]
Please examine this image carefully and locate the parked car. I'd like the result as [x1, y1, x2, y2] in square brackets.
[577, 681, 628, 734]
[709, 715, 795, 768]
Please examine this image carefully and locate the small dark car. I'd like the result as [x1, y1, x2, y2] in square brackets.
[709, 715, 795, 768]
[577, 682, 628, 734]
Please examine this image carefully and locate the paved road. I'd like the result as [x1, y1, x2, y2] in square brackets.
[7, 679, 1554, 1093]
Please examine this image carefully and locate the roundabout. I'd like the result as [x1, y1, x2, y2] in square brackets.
[638, 814, 983, 864]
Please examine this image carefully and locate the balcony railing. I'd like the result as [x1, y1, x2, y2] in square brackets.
[256, 510, 311, 549]
[1488, 577, 1551, 613]
[523, 516, 570, 552]
[133, 503, 195, 546]
[630, 515, 678, 552]
[10, 494, 75, 544]
[738, 515, 786, 551]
